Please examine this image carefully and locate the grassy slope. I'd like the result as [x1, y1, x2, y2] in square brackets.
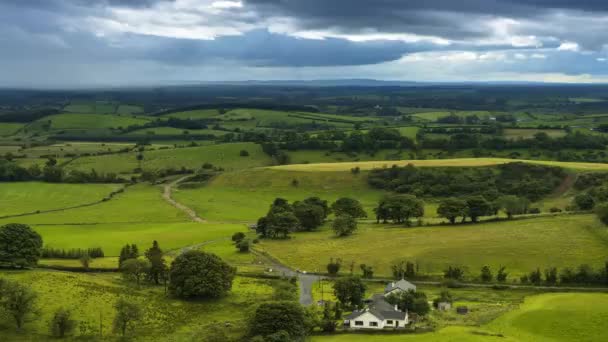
[269, 158, 608, 172]
[0, 123, 24, 136]
[0, 270, 273, 341]
[487, 293, 608, 341]
[0, 184, 186, 225]
[35, 222, 244, 256]
[0, 182, 122, 217]
[173, 169, 385, 222]
[258, 214, 608, 277]
[67, 142, 271, 174]
[313, 293, 608, 341]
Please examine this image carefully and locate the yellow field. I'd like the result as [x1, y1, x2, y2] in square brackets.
[267, 158, 608, 172]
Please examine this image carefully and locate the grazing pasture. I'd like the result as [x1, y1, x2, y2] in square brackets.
[33, 222, 244, 256]
[0, 182, 122, 217]
[0, 270, 274, 340]
[67, 142, 272, 174]
[32, 113, 150, 131]
[487, 292, 608, 341]
[0, 184, 186, 225]
[258, 214, 608, 277]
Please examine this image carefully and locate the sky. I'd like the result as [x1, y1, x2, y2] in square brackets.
[4, 0, 608, 88]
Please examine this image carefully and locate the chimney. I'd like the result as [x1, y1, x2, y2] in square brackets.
[391, 281, 395, 287]
[394, 305, 399, 312]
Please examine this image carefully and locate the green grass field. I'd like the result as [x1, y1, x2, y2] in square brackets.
[173, 168, 385, 222]
[0, 122, 24, 136]
[0, 184, 186, 225]
[286, 149, 417, 165]
[269, 158, 608, 172]
[0, 270, 274, 340]
[487, 292, 608, 341]
[0, 182, 122, 217]
[66, 142, 272, 174]
[34, 222, 244, 256]
[258, 214, 608, 277]
[31, 113, 149, 131]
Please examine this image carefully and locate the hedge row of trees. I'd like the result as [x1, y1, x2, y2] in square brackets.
[41, 247, 104, 259]
[368, 162, 565, 201]
[0, 159, 124, 183]
[520, 263, 608, 286]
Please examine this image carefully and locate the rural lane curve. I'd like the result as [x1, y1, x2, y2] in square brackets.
[162, 176, 206, 223]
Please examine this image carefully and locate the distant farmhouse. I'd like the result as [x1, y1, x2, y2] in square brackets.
[344, 278, 416, 330]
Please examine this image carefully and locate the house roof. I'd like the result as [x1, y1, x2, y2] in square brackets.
[345, 308, 407, 321]
[345, 294, 407, 321]
[384, 278, 416, 293]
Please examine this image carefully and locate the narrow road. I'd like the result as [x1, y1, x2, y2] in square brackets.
[162, 176, 206, 223]
[251, 249, 323, 305]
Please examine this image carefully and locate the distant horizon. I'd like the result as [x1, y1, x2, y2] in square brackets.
[4, 1, 608, 87]
[4, 78, 608, 91]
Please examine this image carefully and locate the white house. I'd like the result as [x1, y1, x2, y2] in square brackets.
[344, 294, 409, 330]
[384, 278, 417, 297]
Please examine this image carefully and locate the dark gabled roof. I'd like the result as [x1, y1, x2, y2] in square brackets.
[345, 295, 407, 321]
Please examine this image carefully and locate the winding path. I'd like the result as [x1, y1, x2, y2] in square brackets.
[162, 176, 206, 223]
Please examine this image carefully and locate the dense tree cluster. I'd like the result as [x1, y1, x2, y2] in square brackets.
[256, 197, 330, 239]
[520, 262, 608, 286]
[369, 162, 565, 201]
[374, 194, 424, 225]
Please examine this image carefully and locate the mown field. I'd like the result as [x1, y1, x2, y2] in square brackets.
[269, 158, 608, 172]
[66, 142, 271, 174]
[0, 182, 122, 217]
[258, 214, 608, 277]
[0, 270, 275, 341]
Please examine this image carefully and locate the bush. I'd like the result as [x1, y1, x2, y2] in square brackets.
[332, 215, 358, 237]
[549, 207, 562, 213]
[49, 308, 76, 338]
[239, 150, 250, 157]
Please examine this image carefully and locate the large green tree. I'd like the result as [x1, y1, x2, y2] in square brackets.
[375, 194, 424, 225]
[0, 223, 43, 268]
[169, 251, 236, 299]
[437, 198, 467, 224]
[144, 240, 166, 285]
[331, 198, 367, 219]
[0, 280, 39, 330]
[466, 196, 493, 222]
[293, 201, 325, 231]
[333, 276, 366, 308]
